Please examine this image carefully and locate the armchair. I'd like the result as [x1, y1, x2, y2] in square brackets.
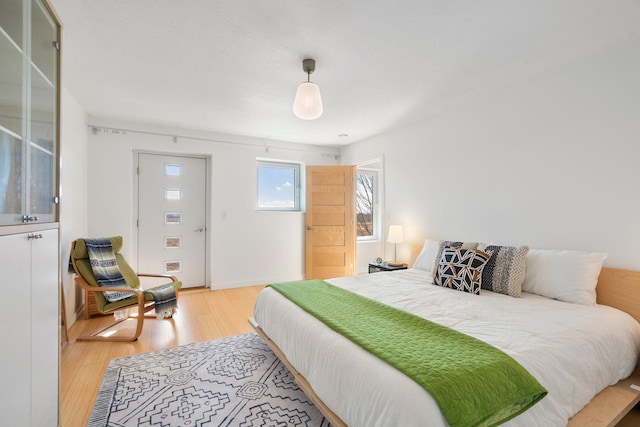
[70, 236, 182, 342]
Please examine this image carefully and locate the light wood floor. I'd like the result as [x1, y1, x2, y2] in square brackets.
[60, 285, 264, 427]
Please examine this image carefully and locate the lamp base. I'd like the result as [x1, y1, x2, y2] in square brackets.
[387, 260, 404, 267]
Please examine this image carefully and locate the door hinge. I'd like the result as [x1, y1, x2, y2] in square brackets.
[136, 219, 139, 228]
[52, 41, 60, 50]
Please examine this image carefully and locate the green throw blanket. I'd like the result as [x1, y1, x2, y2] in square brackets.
[269, 280, 547, 427]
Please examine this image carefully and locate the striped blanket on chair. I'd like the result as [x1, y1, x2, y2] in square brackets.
[85, 238, 133, 302]
[85, 238, 178, 318]
[147, 284, 178, 319]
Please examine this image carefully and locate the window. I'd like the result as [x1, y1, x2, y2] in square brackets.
[356, 170, 378, 240]
[165, 188, 182, 200]
[165, 164, 182, 176]
[164, 212, 182, 224]
[257, 160, 301, 211]
[164, 236, 182, 248]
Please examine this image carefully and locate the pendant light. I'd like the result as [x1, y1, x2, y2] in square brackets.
[293, 58, 323, 120]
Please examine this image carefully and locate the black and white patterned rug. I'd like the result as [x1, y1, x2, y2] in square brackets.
[89, 332, 330, 426]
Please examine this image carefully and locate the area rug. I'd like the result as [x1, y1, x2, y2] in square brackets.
[89, 332, 330, 426]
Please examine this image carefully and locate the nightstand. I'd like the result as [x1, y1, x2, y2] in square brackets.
[368, 262, 408, 273]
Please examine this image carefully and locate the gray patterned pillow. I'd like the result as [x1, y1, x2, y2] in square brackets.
[431, 240, 479, 273]
[477, 244, 529, 298]
[433, 246, 491, 295]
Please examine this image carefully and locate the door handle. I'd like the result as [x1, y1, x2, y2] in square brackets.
[306, 226, 313, 231]
[194, 227, 204, 232]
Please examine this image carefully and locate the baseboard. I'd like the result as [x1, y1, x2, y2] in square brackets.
[74, 304, 84, 322]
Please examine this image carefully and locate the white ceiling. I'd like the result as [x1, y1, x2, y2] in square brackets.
[50, 0, 640, 146]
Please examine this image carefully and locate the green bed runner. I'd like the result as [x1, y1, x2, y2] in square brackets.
[269, 280, 547, 427]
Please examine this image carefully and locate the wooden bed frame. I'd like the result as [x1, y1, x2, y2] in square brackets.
[568, 267, 640, 426]
[251, 266, 640, 427]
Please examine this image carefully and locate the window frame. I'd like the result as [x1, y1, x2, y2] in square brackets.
[256, 159, 302, 212]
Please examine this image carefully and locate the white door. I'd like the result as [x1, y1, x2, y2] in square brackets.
[137, 153, 207, 288]
[2, 233, 31, 425]
[30, 228, 59, 426]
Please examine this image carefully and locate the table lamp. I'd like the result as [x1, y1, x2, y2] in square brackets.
[387, 225, 404, 266]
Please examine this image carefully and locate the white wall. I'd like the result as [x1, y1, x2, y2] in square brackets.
[342, 37, 640, 270]
[86, 120, 340, 289]
[59, 87, 88, 327]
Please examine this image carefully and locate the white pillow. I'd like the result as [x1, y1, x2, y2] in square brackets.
[521, 249, 607, 305]
[413, 239, 440, 272]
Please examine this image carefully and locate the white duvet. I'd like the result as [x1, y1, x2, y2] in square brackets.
[253, 269, 640, 426]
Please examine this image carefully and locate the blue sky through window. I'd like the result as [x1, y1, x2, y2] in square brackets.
[257, 165, 296, 208]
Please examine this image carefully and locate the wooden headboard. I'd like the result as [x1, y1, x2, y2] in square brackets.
[596, 267, 640, 324]
[408, 244, 424, 269]
[408, 244, 640, 324]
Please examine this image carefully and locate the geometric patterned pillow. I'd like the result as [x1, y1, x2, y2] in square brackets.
[477, 244, 529, 298]
[431, 240, 479, 274]
[433, 246, 492, 295]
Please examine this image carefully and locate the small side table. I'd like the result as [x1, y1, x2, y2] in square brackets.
[368, 262, 408, 273]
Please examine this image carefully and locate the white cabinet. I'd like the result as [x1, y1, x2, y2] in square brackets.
[0, 226, 59, 426]
[0, 1, 60, 424]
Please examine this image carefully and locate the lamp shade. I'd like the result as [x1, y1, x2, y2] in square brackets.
[387, 225, 404, 244]
[293, 81, 323, 120]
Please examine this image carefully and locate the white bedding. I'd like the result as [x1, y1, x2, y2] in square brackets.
[253, 269, 640, 426]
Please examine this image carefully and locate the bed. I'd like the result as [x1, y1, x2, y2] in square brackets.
[251, 243, 640, 426]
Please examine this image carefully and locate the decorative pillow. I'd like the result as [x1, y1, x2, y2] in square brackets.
[413, 239, 441, 272]
[521, 249, 607, 305]
[477, 243, 529, 298]
[431, 240, 479, 273]
[433, 247, 491, 295]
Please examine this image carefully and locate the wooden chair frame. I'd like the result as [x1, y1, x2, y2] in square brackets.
[70, 240, 179, 342]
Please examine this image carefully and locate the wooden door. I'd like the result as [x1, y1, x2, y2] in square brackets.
[305, 166, 356, 279]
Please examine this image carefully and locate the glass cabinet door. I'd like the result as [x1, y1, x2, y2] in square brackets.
[0, 0, 58, 225]
[29, 0, 57, 223]
[0, 0, 25, 225]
